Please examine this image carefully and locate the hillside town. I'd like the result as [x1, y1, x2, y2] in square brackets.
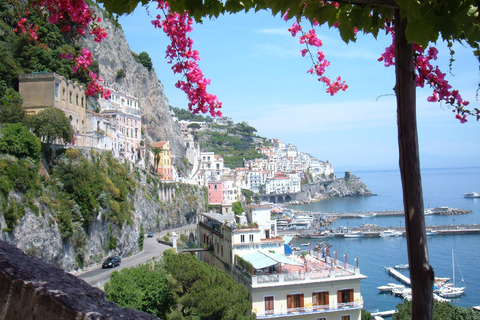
[19, 72, 335, 213]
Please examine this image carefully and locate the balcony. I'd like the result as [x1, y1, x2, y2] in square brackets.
[253, 299, 363, 319]
[236, 254, 362, 288]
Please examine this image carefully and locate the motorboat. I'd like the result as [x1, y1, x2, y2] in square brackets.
[424, 208, 434, 215]
[382, 229, 402, 237]
[426, 228, 438, 236]
[358, 212, 377, 218]
[309, 232, 334, 239]
[464, 191, 480, 198]
[377, 283, 405, 292]
[344, 231, 364, 238]
[437, 286, 465, 298]
[394, 264, 409, 269]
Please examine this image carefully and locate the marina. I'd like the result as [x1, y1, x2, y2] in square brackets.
[285, 167, 480, 313]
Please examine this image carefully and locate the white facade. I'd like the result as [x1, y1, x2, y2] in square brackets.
[197, 210, 365, 320]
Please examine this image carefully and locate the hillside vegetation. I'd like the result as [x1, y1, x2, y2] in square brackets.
[171, 106, 266, 168]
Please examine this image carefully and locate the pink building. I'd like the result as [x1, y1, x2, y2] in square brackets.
[208, 181, 225, 205]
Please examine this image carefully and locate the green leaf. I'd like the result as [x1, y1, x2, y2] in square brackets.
[405, 17, 438, 47]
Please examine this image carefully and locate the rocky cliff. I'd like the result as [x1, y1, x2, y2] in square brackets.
[0, 155, 207, 272]
[292, 173, 373, 204]
[83, 6, 187, 168]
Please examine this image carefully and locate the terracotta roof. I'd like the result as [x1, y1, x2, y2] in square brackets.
[153, 141, 168, 148]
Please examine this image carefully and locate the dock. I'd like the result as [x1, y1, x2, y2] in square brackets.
[386, 267, 411, 286]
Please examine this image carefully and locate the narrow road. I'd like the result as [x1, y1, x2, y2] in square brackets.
[77, 224, 196, 286]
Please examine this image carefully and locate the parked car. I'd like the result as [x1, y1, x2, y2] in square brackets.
[102, 256, 121, 268]
[147, 232, 154, 238]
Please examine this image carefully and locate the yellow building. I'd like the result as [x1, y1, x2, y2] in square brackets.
[152, 141, 174, 181]
[198, 210, 366, 320]
[19, 72, 87, 134]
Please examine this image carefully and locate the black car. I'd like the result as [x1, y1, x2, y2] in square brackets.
[102, 256, 121, 268]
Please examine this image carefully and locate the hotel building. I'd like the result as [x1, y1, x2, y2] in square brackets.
[197, 206, 366, 320]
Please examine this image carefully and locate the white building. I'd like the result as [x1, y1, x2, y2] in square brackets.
[197, 207, 366, 320]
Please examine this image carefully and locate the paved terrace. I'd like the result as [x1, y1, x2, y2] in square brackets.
[237, 252, 364, 288]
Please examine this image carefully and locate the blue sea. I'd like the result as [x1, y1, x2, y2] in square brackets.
[289, 167, 480, 313]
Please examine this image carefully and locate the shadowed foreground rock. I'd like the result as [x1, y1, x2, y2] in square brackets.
[0, 240, 159, 320]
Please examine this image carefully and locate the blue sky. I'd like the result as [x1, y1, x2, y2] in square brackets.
[118, 7, 480, 172]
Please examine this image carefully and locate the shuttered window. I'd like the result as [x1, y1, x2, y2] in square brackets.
[264, 296, 274, 315]
[338, 289, 354, 303]
[312, 291, 329, 309]
[286, 294, 304, 313]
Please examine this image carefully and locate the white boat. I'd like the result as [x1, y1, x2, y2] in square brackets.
[358, 212, 377, 218]
[437, 286, 465, 298]
[394, 264, 409, 269]
[426, 228, 438, 236]
[464, 191, 480, 198]
[344, 231, 364, 238]
[424, 208, 434, 215]
[309, 232, 334, 239]
[377, 283, 405, 292]
[382, 229, 402, 237]
[437, 249, 466, 298]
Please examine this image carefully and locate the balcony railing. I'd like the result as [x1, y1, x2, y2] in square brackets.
[254, 299, 363, 319]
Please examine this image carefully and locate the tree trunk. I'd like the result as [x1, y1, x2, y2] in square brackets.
[394, 10, 434, 320]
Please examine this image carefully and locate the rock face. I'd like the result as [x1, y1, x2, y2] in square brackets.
[83, 6, 187, 168]
[293, 173, 373, 204]
[0, 168, 207, 272]
[0, 240, 159, 320]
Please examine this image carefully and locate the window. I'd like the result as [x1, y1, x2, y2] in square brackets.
[264, 296, 274, 315]
[62, 88, 66, 100]
[54, 82, 59, 99]
[286, 294, 304, 313]
[249, 234, 254, 242]
[312, 291, 329, 310]
[76, 94, 79, 105]
[69, 91, 72, 103]
[337, 289, 354, 307]
[341, 316, 350, 320]
[240, 235, 245, 243]
[81, 97, 84, 108]
[316, 318, 327, 320]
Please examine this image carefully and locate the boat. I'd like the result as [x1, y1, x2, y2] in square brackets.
[464, 191, 480, 198]
[436, 249, 466, 298]
[309, 232, 334, 239]
[344, 231, 364, 238]
[394, 264, 409, 269]
[382, 229, 402, 237]
[424, 208, 434, 215]
[426, 228, 438, 236]
[358, 212, 377, 218]
[300, 243, 310, 247]
[377, 283, 405, 292]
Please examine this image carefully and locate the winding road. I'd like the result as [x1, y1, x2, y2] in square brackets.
[77, 224, 196, 286]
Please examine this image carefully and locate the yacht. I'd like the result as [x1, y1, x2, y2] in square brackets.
[464, 191, 480, 198]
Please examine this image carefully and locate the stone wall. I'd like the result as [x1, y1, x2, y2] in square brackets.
[0, 240, 158, 320]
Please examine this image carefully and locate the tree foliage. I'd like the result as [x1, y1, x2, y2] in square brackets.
[26, 108, 74, 144]
[0, 81, 24, 124]
[394, 301, 480, 320]
[105, 263, 175, 319]
[232, 201, 244, 215]
[171, 106, 213, 122]
[0, 123, 41, 161]
[162, 250, 255, 320]
[132, 51, 153, 71]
